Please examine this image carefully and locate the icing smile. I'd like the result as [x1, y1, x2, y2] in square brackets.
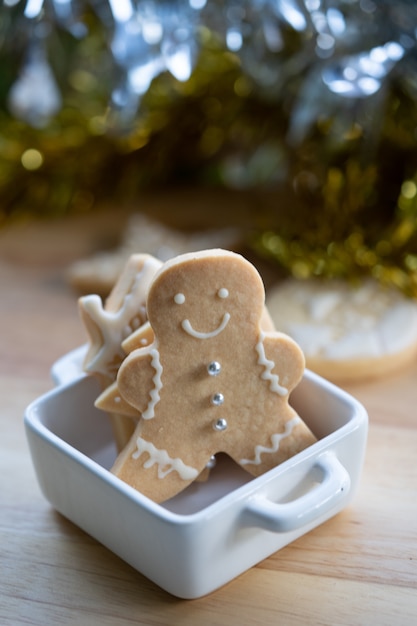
[181, 313, 230, 339]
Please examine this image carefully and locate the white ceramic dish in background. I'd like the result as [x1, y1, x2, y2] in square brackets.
[25, 349, 368, 599]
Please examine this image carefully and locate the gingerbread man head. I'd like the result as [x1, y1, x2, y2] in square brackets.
[96, 249, 316, 502]
[147, 249, 264, 346]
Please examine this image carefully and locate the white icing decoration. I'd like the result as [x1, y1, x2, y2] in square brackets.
[218, 288, 229, 299]
[268, 277, 417, 361]
[308, 291, 339, 321]
[182, 313, 230, 339]
[131, 315, 142, 330]
[142, 348, 163, 419]
[240, 417, 301, 466]
[132, 437, 199, 480]
[174, 293, 185, 304]
[255, 331, 288, 396]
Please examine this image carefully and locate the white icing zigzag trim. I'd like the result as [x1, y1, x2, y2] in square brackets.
[256, 331, 288, 396]
[132, 437, 199, 480]
[142, 348, 163, 419]
[182, 313, 230, 339]
[240, 416, 301, 466]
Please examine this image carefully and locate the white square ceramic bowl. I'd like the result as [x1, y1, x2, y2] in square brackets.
[25, 347, 368, 599]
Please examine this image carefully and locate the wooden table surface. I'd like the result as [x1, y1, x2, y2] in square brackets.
[1, 207, 417, 626]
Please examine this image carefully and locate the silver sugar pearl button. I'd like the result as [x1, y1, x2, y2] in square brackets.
[207, 361, 221, 376]
[213, 418, 228, 431]
[211, 392, 224, 406]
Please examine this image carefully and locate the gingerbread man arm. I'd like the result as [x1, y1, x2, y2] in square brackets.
[94, 380, 141, 418]
[122, 321, 154, 354]
[116, 346, 162, 418]
[110, 424, 203, 501]
[259, 330, 305, 394]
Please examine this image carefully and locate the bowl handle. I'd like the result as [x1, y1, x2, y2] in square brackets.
[242, 452, 351, 533]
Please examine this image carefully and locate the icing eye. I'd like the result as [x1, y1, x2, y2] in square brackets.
[174, 293, 185, 304]
[217, 288, 229, 299]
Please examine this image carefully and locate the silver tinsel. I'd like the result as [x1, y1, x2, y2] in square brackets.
[3, 0, 417, 129]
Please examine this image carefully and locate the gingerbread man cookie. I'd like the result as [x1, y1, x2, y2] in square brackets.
[96, 249, 316, 503]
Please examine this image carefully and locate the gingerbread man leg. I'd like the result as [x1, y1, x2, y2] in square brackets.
[111, 425, 210, 502]
[236, 408, 316, 478]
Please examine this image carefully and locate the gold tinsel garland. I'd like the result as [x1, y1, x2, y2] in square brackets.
[1, 23, 417, 295]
